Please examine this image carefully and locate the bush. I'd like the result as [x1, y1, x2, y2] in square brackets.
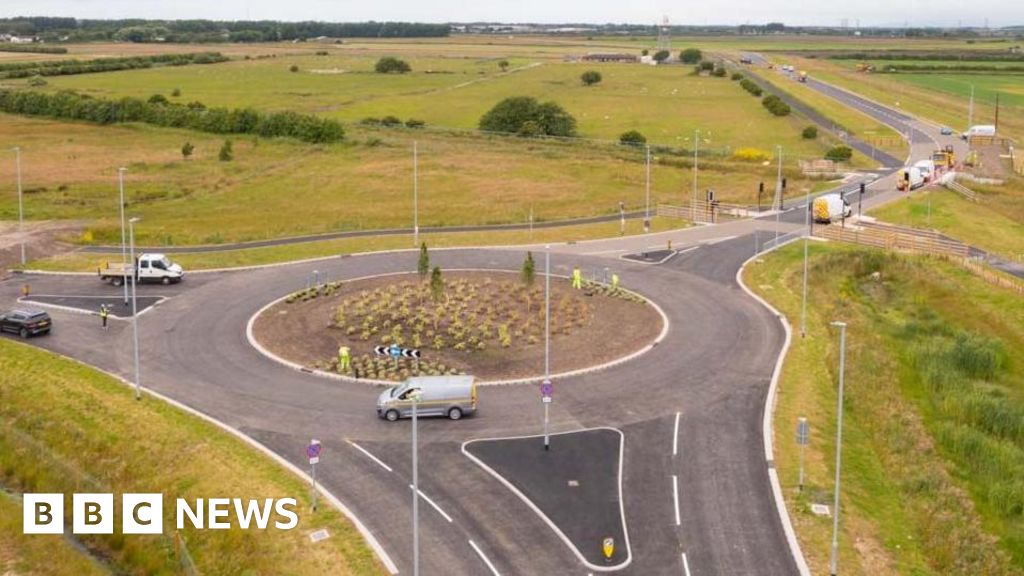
[825, 145, 853, 162]
[0, 89, 344, 143]
[380, 115, 402, 127]
[731, 72, 744, 81]
[360, 117, 381, 126]
[181, 141, 194, 159]
[171, 87, 181, 97]
[26, 76, 46, 87]
[375, 57, 411, 74]
[147, 93, 169, 105]
[405, 118, 426, 128]
[289, 65, 299, 73]
[698, 60, 715, 71]
[711, 66, 727, 77]
[478, 96, 577, 138]
[732, 147, 770, 162]
[653, 50, 670, 63]
[619, 130, 647, 146]
[218, 140, 233, 162]
[802, 126, 818, 139]
[580, 70, 602, 86]
[679, 48, 702, 64]
[739, 78, 763, 96]
[498, 59, 510, 71]
[761, 94, 791, 116]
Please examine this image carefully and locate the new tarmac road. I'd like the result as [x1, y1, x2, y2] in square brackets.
[0, 72, 954, 575]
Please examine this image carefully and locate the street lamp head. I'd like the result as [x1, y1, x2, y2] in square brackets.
[129, 217, 141, 224]
[118, 167, 127, 173]
[831, 321, 847, 328]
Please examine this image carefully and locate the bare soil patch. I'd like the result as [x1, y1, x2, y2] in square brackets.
[253, 271, 662, 381]
[0, 220, 82, 280]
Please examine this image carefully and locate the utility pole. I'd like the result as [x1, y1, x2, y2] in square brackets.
[14, 147, 24, 266]
[692, 130, 699, 222]
[118, 168, 129, 306]
[413, 141, 419, 248]
[829, 321, 848, 576]
[968, 84, 974, 129]
[129, 217, 142, 401]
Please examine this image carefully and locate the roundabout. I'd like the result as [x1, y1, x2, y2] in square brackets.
[249, 269, 665, 384]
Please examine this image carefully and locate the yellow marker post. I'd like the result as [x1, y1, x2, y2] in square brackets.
[602, 537, 614, 561]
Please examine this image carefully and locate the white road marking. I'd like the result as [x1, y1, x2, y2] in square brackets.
[346, 440, 394, 472]
[701, 235, 738, 246]
[409, 485, 453, 523]
[673, 475, 681, 526]
[682, 552, 692, 576]
[469, 539, 502, 576]
[672, 412, 681, 457]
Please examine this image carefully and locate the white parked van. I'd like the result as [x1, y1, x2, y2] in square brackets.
[897, 166, 925, 191]
[377, 375, 477, 421]
[812, 193, 852, 224]
[913, 159, 936, 181]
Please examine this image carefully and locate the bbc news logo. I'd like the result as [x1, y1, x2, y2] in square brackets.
[24, 494, 298, 534]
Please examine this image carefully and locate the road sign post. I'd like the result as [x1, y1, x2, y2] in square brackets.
[797, 417, 809, 492]
[307, 439, 322, 511]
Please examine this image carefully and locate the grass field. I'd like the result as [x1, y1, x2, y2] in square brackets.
[0, 493, 107, 576]
[0, 113, 839, 246]
[747, 244, 1024, 574]
[0, 337, 385, 575]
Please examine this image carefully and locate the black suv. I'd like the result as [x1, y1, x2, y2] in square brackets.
[0, 309, 52, 338]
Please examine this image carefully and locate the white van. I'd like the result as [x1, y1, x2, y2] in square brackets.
[963, 124, 996, 139]
[377, 375, 477, 421]
[913, 159, 936, 181]
[897, 166, 925, 191]
[812, 193, 852, 223]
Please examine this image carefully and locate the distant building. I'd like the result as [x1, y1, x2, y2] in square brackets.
[581, 53, 639, 63]
[7, 36, 35, 44]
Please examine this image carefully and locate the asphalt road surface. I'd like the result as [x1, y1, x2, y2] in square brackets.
[0, 67, 961, 575]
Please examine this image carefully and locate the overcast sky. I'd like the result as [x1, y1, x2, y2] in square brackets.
[0, 0, 1019, 28]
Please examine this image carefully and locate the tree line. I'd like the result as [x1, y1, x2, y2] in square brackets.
[0, 44, 67, 54]
[0, 52, 227, 79]
[0, 90, 345, 143]
[0, 17, 449, 43]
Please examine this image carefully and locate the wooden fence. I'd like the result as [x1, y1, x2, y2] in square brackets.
[814, 220, 970, 258]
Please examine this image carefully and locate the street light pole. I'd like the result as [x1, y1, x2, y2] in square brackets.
[411, 388, 421, 576]
[129, 217, 142, 401]
[775, 145, 783, 247]
[118, 168, 129, 306]
[644, 143, 651, 229]
[413, 141, 419, 248]
[801, 184, 810, 338]
[829, 321, 848, 576]
[968, 84, 974, 129]
[14, 147, 24, 266]
[692, 129, 699, 222]
[544, 246, 551, 451]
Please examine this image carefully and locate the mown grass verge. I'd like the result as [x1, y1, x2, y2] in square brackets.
[0, 338, 386, 575]
[746, 242, 1024, 574]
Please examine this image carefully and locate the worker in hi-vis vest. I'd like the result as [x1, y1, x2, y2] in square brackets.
[572, 267, 583, 290]
[100, 305, 109, 330]
[338, 345, 351, 373]
[611, 273, 620, 291]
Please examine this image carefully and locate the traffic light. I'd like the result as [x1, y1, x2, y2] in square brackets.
[759, 182, 764, 194]
[860, 182, 866, 195]
[782, 177, 787, 190]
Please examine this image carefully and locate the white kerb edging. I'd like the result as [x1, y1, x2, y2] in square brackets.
[10, 341, 399, 575]
[735, 238, 812, 576]
[462, 427, 632, 572]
